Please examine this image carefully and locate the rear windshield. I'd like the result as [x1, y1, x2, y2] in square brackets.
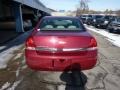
[39, 17, 85, 31]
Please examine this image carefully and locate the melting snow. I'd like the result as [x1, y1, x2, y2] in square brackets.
[0, 30, 31, 69]
[13, 53, 22, 60]
[0, 45, 22, 69]
[16, 67, 20, 77]
[7, 80, 21, 90]
[86, 26, 120, 47]
[0, 82, 10, 90]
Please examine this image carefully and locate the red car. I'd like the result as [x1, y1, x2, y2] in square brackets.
[25, 16, 97, 71]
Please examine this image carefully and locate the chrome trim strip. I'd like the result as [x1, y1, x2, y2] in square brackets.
[26, 47, 36, 50]
[36, 47, 57, 52]
[35, 47, 97, 52]
[63, 47, 97, 51]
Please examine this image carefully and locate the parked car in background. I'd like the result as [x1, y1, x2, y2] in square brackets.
[94, 15, 115, 28]
[86, 15, 93, 25]
[79, 14, 93, 24]
[107, 17, 120, 33]
[79, 15, 88, 24]
[25, 16, 97, 71]
[91, 15, 103, 26]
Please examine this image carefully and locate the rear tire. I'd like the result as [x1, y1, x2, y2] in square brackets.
[95, 25, 98, 28]
[109, 29, 114, 33]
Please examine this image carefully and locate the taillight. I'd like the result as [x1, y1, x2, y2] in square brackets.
[89, 38, 97, 47]
[26, 37, 35, 50]
[87, 38, 97, 51]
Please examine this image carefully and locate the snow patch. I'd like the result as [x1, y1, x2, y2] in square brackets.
[14, 53, 22, 60]
[21, 65, 27, 70]
[7, 80, 21, 90]
[0, 45, 22, 69]
[0, 30, 32, 69]
[0, 46, 6, 50]
[0, 82, 11, 90]
[86, 26, 120, 47]
[16, 67, 20, 77]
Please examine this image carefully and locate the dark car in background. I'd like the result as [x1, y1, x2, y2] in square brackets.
[107, 17, 120, 33]
[25, 16, 97, 71]
[80, 14, 93, 24]
[86, 15, 94, 25]
[94, 15, 115, 28]
[80, 15, 88, 24]
[91, 15, 104, 26]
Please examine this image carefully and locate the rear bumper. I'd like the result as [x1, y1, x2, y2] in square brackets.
[113, 26, 120, 31]
[25, 50, 97, 71]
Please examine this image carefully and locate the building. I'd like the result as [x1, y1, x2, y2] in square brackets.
[0, 0, 52, 32]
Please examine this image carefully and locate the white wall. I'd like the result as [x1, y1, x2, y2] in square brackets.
[51, 12, 76, 16]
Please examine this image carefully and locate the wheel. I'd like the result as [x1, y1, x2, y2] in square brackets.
[106, 27, 110, 32]
[109, 29, 114, 33]
[95, 25, 98, 28]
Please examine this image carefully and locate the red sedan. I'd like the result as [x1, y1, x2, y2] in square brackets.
[25, 16, 97, 71]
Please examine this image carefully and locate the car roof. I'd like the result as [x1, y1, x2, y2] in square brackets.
[42, 16, 79, 20]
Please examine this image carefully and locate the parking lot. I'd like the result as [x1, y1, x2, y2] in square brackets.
[0, 25, 120, 90]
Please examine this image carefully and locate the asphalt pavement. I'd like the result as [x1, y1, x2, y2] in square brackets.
[0, 28, 120, 90]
